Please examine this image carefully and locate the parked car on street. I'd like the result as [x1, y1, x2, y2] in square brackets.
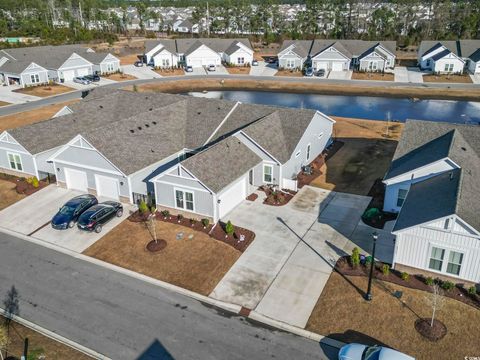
[51, 194, 98, 230]
[338, 344, 414, 360]
[185, 65, 193, 72]
[77, 201, 123, 233]
[252, 59, 259, 66]
[73, 76, 91, 85]
[134, 60, 144, 67]
[207, 64, 216, 72]
[304, 67, 314, 77]
[84, 74, 100, 82]
[316, 69, 326, 77]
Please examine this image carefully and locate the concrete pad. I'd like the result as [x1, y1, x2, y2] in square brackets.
[394, 66, 409, 82]
[32, 204, 134, 253]
[249, 62, 278, 76]
[122, 64, 161, 79]
[406, 67, 424, 83]
[470, 74, 480, 84]
[328, 70, 352, 80]
[349, 221, 395, 263]
[186, 67, 207, 76]
[209, 65, 229, 75]
[0, 85, 40, 104]
[0, 186, 82, 235]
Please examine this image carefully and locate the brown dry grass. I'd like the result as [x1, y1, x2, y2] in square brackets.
[275, 69, 303, 77]
[13, 84, 74, 97]
[0, 101, 10, 107]
[102, 72, 137, 81]
[83, 220, 240, 295]
[226, 67, 251, 75]
[119, 53, 141, 65]
[423, 74, 473, 83]
[352, 72, 395, 81]
[154, 68, 185, 76]
[310, 118, 401, 195]
[0, 179, 25, 210]
[0, 100, 79, 132]
[306, 272, 480, 360]
[2, 316, 92, 359]
[131, 78, 480, 101]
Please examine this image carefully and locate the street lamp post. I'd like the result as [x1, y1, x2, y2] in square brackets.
[365, 231, 378, 301]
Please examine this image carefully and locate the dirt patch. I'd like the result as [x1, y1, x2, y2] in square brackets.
[423, 74, 472, 83]
[306, 272, 480, 360]
[0, 100, 78, 132]
[132, 78, 480, 101]
[154, 68, 185, 76]
[1, 316, 92, 360]
[226, 67, 251, 75]
[119, 53, 142, 65]
[352, 72, 395, 81]
[275, 69, 303, 77]
[0, 178, 26, 210]
[0, 101, 11, 107]
[83, 220, 241, 295]
[13, 84, 74, 97]
[332, 117, 403, 141]
[102, 73, 137, 81]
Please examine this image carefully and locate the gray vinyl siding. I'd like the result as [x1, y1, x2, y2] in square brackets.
[34, 147, 59, 176]
[55, 161, 130, 198]
[58, 54, 92, 70]
[98, 59, 120, 74]
[20, 69, 49, 86]
[0, 140, 36, 176]
[282, 113, 333, 181]
[54, 145, 120, 173]
[154, 176, 214, 217]
[278, 53, 304, 69]
[313, 49, 349, 61]
[359, 53, 386, 71]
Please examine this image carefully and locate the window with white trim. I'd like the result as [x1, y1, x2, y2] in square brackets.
[8, 153, 22, 171]
[396, 188, 408, 207]
[306, 144, 311, 161]
[444, 63, 454, 72]
[175, 189, 194, 211]
[428, 247, 445, 272]
[263, 164, 273, 183]
[30, 74, 40, 83]
[237, 57, 245, 64]
[446, 251, 463, 276]
[286, 59, 295, 68]
[162, 59, 170, 67]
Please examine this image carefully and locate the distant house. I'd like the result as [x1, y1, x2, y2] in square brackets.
[173, 19, 193, 33]
[383, 120, 480, 284]
[144, 39, 179, 68]
[418, 40, 480, 74]
[0, 44, 120, 86]
[279, 39, 396, 72]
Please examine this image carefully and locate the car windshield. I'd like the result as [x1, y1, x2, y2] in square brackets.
[362, 346, 381, 360]
[59, 205, 75, 215]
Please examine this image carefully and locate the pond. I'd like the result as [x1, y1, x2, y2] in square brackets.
[187, 90, 480, 124]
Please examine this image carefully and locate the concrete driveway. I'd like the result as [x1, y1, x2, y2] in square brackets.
[122, 64, 161, 79]
[0, 85, 40, 104]
[211, 186, 393, 329]
[249, 61, 278, 76]
[328, 70, 352, 80]
[394, 66, 409, 82]
[65, 78, 117, 90]
[0, 185, 133, 252]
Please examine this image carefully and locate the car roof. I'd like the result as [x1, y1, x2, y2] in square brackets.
[65, 194, 94, 206]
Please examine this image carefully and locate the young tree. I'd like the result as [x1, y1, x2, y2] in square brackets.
[426, 283, 445, 327]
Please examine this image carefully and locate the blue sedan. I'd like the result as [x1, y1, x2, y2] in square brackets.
[51, 194, 98, 230]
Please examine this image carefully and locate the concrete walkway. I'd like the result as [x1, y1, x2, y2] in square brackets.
[211, 186, 388, 328]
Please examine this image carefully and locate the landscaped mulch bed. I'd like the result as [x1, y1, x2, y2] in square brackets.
[335, 256, 480, 310]
[415, 318, 447, 341]
[246, 193, 258, 201]
[146, 239, 167, 252]
[0, 173, 51, 195]
[259, 186, 296, 206]
[225, 66, 251, 75]
[351, 72, 395, 81]
[128, 211, 255, 252]
[275, 69, 303, 77]
[154, 68, 185, 76]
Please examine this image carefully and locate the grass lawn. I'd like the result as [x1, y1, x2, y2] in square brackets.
[226, 67, 251, 75]
[306, 272, 480, 360]
[275, 69, 303, 77]
[153, 68, 185, 76]
[0, 101, 11, 107]
[13, 84, 74, 97]
[2, 316, 91, 359]
[102, 72, 137, 81]
[423, 74, 473, 83]
[351, 72, 395, 81]
[310, 118, 402, 195]
[0, 179, 25, 210]
[83, 220, 241, 295]
[0, 100, 78, 132]
[119, 53, 141, 65]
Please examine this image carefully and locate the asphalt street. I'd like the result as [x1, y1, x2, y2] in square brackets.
[0, 231, 339, 360]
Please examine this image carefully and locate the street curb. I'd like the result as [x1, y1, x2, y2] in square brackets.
[0, 306, 110, 359]
[248, 311, 345, 349]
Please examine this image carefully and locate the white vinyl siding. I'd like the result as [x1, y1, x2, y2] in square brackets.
[446, 251, 463, 276]
[8, 153, 22, 171]
[444, 63, 454, 72]
[428, 247, 444, 271]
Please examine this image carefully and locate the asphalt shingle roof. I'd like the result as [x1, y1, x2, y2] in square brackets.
[389, 120, 480, 232]
[278, 40, 312, 58]
[176, 38, 252, 54]
[0, 60, 36, 74]
[418, 40, 480, 59]
[144, 39, 178, 55]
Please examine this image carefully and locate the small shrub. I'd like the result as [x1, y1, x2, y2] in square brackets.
[26, 177, 33, 184]
[201, 218, 210, 228]
[150, 205, 156, 214]
[177, 214, 184, 222]
[382, 264, 390, 276]
[365, 256, 373, 266]
[189, 218, 196, 226]
[225, 220, 234, 236]
[401, 272, 410, 281]
[425, 277, 434, 286]
[138, 200, 148, 213]
[441, 280, 455, 291]
[161, 210, 170, 218]
[351, 247, 360, 267]
[31, 176, 39, 188]
[468, 286, 477, 295]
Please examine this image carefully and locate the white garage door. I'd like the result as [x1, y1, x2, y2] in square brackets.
[202, 57, 219, 66]
[189, 59, 202, 68]
[63, 70, 75, 81]
[65, 168, 88, 192]
[76, 67, 89, 76]
[315, 62, 328, 71]
[332, 62, 343, 71]
[95, 175, 120, 200]
[218, 177, 246, 219]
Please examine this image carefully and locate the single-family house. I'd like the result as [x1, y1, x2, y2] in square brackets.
[277, 40, 312, 70]
[383, 120, 480, 284]
[310, 40, 352, 72]
[0, 89, 334, 222]
[144, 39, 179, 68]
[173, 19, 193, 33]
[0, 44, 120, 86]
